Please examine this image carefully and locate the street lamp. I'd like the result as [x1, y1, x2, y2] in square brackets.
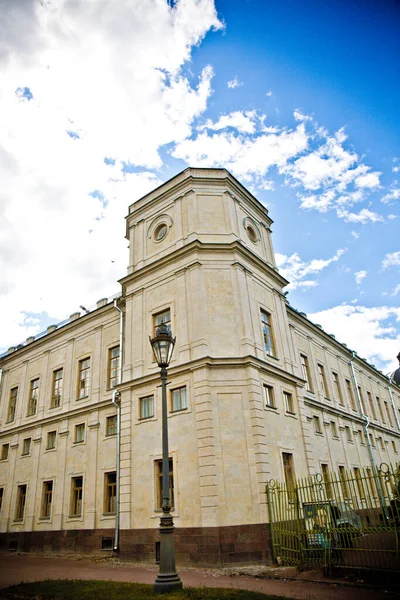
[149, 322, 182, 593]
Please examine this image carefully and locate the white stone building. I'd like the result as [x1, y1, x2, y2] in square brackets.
[0, 168, 399, 564]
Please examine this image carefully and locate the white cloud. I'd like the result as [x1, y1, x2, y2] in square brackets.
[266, 90, 273, 97]
[200, 110, 259, 134]
[308, 305, 400, 371]
[351, 231, 360, 239]
[276, 248, 346, 290]
[355, 270, 367, 285]
[0, 0, 222, 348]
[336, 208, 384, 223]
[392, 284, 400, 297]
[382, 251, 400, 269]
[293, 109, 312, 122]
[381, 188, 400, 204]
[393, 166, 399, 173]
[227, 77, 243, 89]
[354, 172, 381, 189]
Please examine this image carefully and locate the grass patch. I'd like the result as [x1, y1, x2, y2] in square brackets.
[0, 580, 287, 600]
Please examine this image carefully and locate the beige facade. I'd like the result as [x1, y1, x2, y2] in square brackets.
[0, 168, 399, 563]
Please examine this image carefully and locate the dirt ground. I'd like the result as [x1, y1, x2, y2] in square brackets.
[0, 554, 398, 600]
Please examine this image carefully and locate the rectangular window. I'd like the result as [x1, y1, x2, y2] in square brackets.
[264, 385, 275, 408]
[331, 421, 338, 438]
[366, 467, 378, 498]
[282, 452, 295, 502]
[300, 355, 313, 392]
[345, 379, 356, 411]
[108, 346, 120, 389]
[345, 426, 352, 442]
[47, 431, 56, 450]
[78, 358, 90, 399]
[367, 391, 377, 419]
[15, 484, 27, 521]
[379, 437, 385, 451]
[321, 463, 332, 499]
[357, 386, 364, 410]
[332, 372, 343, 405]
[139, 395, 154, 419]
[313, 415, 322, 434]
[317, 364, 329, 398]
[27, 379, 39, 416]
[51, 369, 63, 408]
[70, 476, 83, 517]
[338, 466, 349, 499]
[354, 467, 365, 499]
[283, 391, 295, 414]
[384, 401, 393, 427]
[106, 415, 117, 436]
[41, 481, 53, 519]
[21, 438, 31, 456]
[171, 386, 187, 412]
[155, 458, 174, 509]
[392, 440, 398, 454]
[104, 472, 116, 514]
[260, 309, 276, 357]
[376, 396, 385, 423]
[369, 433, 375, 447]
[154, 309, 171, 334]
[359, 429, 366, 445]
[74, 423, 85, 444]
[1, 444, 9, 461]
[7, 387, 18, 423]
[0, 488, 3, 512]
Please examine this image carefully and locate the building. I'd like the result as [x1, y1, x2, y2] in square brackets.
[0, 168, 399, 564]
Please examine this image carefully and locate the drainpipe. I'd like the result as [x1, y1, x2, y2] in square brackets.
[112, 298, 124, 554]
[350, 351, 387, 518]
[386, 376, 400, 433]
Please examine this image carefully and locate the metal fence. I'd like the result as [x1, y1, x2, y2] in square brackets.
[266, 462, 400, 571]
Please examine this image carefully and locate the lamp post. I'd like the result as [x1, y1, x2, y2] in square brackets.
[149, 322, 182, 593]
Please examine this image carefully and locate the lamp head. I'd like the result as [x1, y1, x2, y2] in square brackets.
[149, 322, 175, 367]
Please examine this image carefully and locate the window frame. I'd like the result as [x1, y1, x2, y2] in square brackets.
[153, 308, 171, 335]
[15, 484, 27, 521]
[283, 391, 295, 415]
[1, 443, 9, 461]
[74, 423, 85, 444]
[171, 386, 187, 413]
[27, 378, 39, 416]
[7, 387, 18, 423]
[77, 357, 90, 400]
[106, 415, 117, 436]
[104, 471, 117, 515]
[70, 476, 83, 517]
[345, 378, 357, 411]
[139, 395, 155, 419]
[332, 372, 343, 405]
[155, 458, 174, 510]
[282, 452, 296, 502]
[331, 421, 338, 438]
[21, 437, 31, 456]
[40, 480, 53, 519]
[317, 363, 329, 399]
[47, 430, 57, 450]
[108, 346, 120, 390]
[263, 384, 276, 409]
[260, 309, 276, 358]
[313, 415, 322, 435]
[300, 354, 313, 393]
[51, 368, 63, 408]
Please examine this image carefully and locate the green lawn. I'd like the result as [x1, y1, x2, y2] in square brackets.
[0, 580, 287, 600]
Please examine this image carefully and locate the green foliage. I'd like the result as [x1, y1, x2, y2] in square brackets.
[0, 580, 287, 600]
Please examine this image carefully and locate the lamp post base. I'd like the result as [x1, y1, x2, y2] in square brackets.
[154, 513, 182, 593]
[154, 572, 183, 594]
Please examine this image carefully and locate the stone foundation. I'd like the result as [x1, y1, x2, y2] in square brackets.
[0, 523, 273, 566]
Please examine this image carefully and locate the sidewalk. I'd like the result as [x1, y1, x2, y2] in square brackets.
[0, 554, 397, 600]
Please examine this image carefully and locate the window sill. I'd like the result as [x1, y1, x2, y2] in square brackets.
[170, 408, 187, 414]
[332, 435, 340, 440]
[45, 447, 56, 452]
[13, 519, 24, 524]
[38, 516, 51, 521]
[21, 453, 31, 458]
[49, 404, 61, 410]
[315, 432, 323, 437]
[105, 433, 117, 437]
[67, 515, 83, 520]
[73, 440, 85, 445]
[138, 416, 155, 421]
[76, 396, 89, 402]
[265, 354, 279, 361]
[285, 411, 297, 418]
[264, 405, 278, 412]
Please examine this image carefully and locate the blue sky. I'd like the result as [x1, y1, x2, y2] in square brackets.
[0, 0, 399, 371]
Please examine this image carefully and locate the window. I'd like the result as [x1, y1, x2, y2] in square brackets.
[300, 355, 313, 392]
[379, 437, 385, 451]
[27, 379, 39, 416]
[376, 396, 385, 423]
[155, 458, 174, 509]
[332, 372, 343, 405]
[317, 364, 329, 398]
[282, 453, 295, 502]
[366, 467, 378, 498]
[345, 426, 352, 442]
[321, 463, 332, 499]
[313, 416, 322, 434]
[7, 387, 18, 423]
[104, 472, 116, 514]
[369, 433, 375, 447]
[345, 379, 356, 411]
[108, 346, 120, 389]
[367, 391, 376, 419]
[171, 387, 187, 412]
[154, 309, 171, 334]
[283, 391, 295, 414]
[357, 386, 364, 409]
[331, 421, 338, 438]
[106, 415, 117, 436]
[1, 444, 9, 461]
[384, 401, 393, 427]
[47, 431, 56, 450]
[354, 467, 365, 499]
[21, 438, 31, 456]
[70, 476, 83, 516]
[260, 309, 276, 357]
[392, 440, 398, 454]
[359, 429, 366, 445]
[338, 466, 349, 499]
[74, 423, 85, 443]
[264, 385, 275, 408]
[51, 368, 63, 408]
[139, 395, 154, 419]
[78, 358, 90, 399]
[41, 481, 53, 519]
[0, 488, 3, 512]
[15, 484, 27, 521]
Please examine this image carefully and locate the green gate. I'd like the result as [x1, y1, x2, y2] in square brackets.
[266, 463, 400, 571]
